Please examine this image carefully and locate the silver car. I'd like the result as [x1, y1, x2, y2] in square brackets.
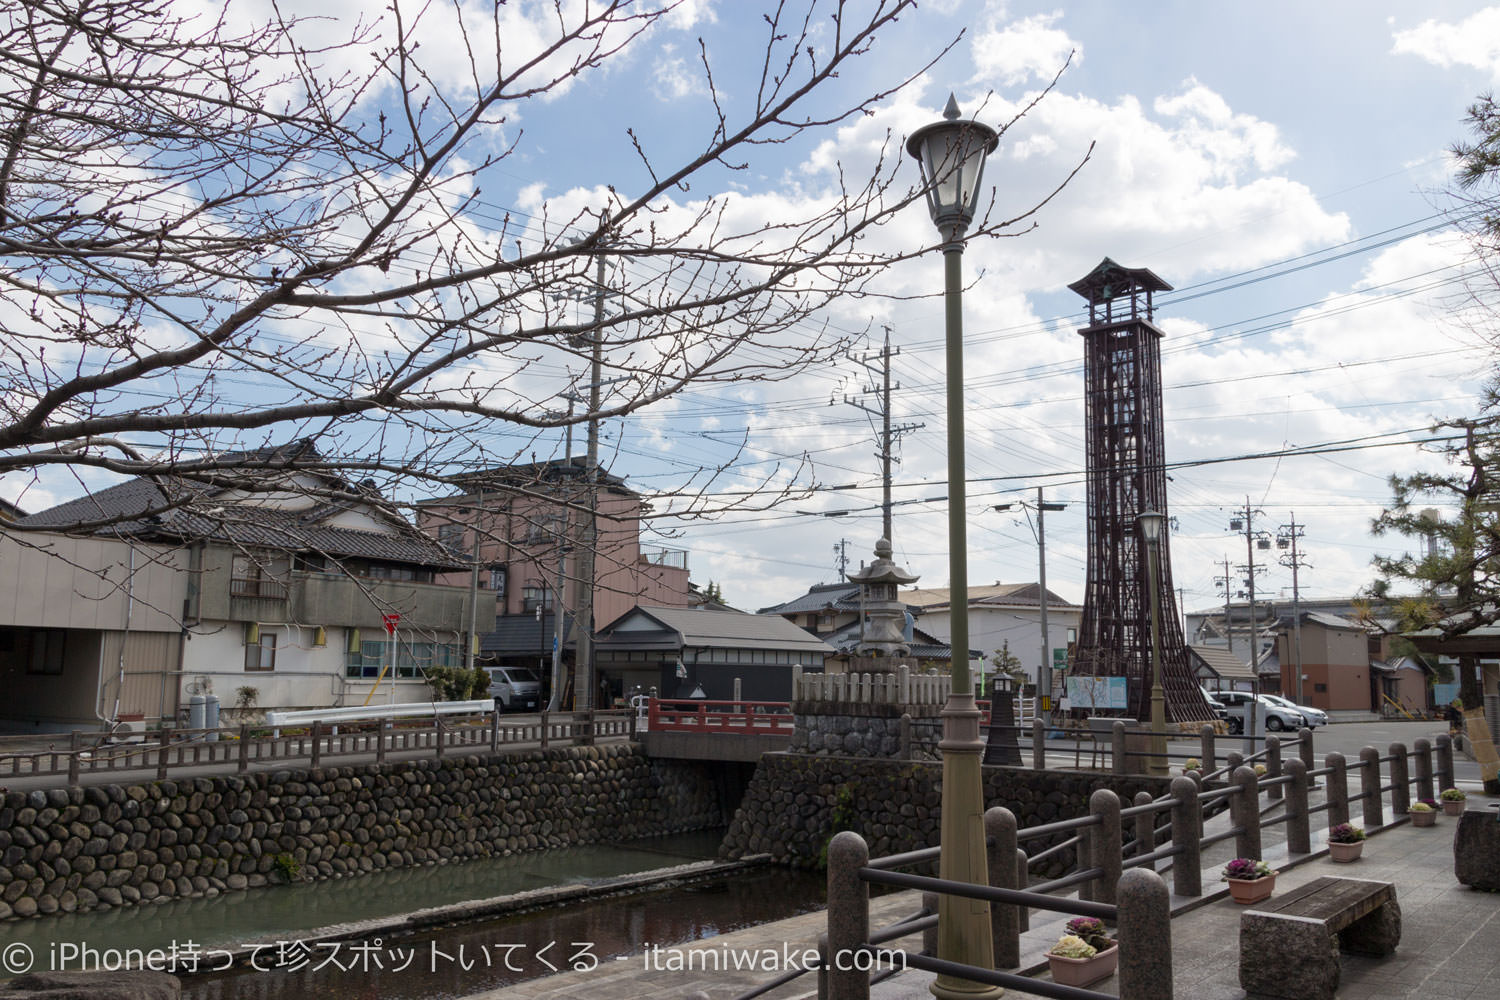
[1262, 693, 1327, 728]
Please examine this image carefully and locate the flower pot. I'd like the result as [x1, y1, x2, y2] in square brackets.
[1443, 800, 1465, 817]
[1227, 873, 1276, 904]
[1048, 944, 1118, 988]
[1412, 810, 1437, 827]
[1328, 840, 1364, 862]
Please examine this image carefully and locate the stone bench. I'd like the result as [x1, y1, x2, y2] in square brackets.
[1238, 876, 1401, 1000]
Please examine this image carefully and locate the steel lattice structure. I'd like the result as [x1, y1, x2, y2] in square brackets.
[1069, 259, 1210, 723]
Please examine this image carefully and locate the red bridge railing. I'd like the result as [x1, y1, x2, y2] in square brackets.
[644, 698, 794, 735]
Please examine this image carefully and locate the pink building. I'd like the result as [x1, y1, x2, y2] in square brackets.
[416, 459, 691, 697]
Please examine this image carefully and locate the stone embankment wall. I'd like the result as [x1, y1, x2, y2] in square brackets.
[721, 753, 1169, 877]
[0, 744, 724, 921]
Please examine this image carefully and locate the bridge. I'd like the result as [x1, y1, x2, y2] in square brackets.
[637, 699, 795, 763]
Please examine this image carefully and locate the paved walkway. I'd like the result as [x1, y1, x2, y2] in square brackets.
[472, 796, 1500, 1000]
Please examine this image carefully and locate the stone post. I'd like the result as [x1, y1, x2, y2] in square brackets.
[434, 713, 445, 759]
[1389, 743, 1410, 815]
[1359, 746, 1384, 829]
[156, 728, 171, 780]
[1091, 789, 1123, 913]
[1230, 766, 1261, 861]
[1169, 776, 1201, 897]
[1200, 723, 1216, 777]
[1265, 735, 1282, 802]
[67, 730, 81, 788]
[1435, 733, 1454, 792]
[1112, 721, 1128, 775]
[375, 719, 388, 764]
[1077, 822, 1095, 904]
[1284, 757, 1311, 855]
[238, 725, 250, 773]
[1299, 727, 1316, 784]
[310, 720, 322, 768]
[1226, 750, 1244, 774]
[1118, 869, 1173, 1000]
[825, 831, 869, 1000]
[1032, 718, 1045, 771]
[1414, 737, 1435, 803]
[1133, 791, 1156, 864]
[1326, 751, 1349, 828]
[985, 807, 1019, 968]
[540, 711, 550, 750]
[922, 892, 940, 960]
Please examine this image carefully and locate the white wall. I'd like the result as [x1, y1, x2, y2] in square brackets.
[917, 605, 1082, 685]
[179, 622, 439, 714]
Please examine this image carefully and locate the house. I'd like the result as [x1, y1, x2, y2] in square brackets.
[4, 440, 470, 728]
[593, 605, 833, 702]
[899, 582, 1082, 689]
[1189, 644, 1256, 693]
[760, 581, 957, 671]
[415, 458, 692, 696]
[1273, 611, 1378, 716]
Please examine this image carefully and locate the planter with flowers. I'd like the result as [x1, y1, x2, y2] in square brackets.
[1327, 822, 1365, 862]
[1046, 918, 1118, 988]
[1440, 788, 1467, 816]
[1222, 858, 1276, 904]
[1183, 757, 1201, 774]
[1410, 801, 1437, 827]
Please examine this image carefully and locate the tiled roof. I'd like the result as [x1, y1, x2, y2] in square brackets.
[901, 583, 1079, 611]
[13, 443, 463, 570]
[602, 606, 836, 654]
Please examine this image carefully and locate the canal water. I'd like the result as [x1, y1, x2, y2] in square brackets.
[2, 831, 827, 999]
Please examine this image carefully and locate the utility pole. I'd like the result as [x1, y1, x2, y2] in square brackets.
[995, 490, 1066, 702]
[1230, 499, 1270, 739]
[833, 538, 851, 579]
[844, 326, 923, 542]
[1213, 556, 1235, 658]
[1278, 514, 1310, 707]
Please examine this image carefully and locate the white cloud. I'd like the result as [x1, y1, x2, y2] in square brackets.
[1392, 8, 1500, 81]
[970, 7, 1079, 88]
[653, 44, 706, 101]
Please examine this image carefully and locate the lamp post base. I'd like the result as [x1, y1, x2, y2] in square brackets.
[931, 692, 1003, 1000]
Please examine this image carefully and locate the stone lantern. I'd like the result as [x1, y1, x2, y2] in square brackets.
[846, 537, 918, 665]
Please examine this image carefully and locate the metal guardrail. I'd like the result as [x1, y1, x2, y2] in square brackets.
[0, 709, 634, 784]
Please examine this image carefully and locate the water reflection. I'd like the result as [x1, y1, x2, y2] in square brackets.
[182, 865, 825, 1000]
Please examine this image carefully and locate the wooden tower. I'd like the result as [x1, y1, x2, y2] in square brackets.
[1069, 258, 1209, 723]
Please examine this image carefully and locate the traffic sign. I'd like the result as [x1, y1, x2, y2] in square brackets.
[382, 613, 400, 634]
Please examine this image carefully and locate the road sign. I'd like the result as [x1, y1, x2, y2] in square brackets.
[382, 613, 400, 635]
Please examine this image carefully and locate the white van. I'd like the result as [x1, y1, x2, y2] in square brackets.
[487, 666, 542, 712]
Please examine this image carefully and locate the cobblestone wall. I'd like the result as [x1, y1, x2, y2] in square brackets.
[0, 745, 724, 921]
[720, 753, 1170, 877]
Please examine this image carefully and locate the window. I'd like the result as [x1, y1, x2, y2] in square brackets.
[344, 638, 460, 679]
[437, 523, 465, 550]
[1314, 683, 1328, 693]
[231, 553, 288, 598]
[487, 565, 507, 594]
[245, 633, 276, 671]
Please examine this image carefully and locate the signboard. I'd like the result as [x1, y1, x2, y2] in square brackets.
[1065, 676, 1129, 711]
[1053, 648, 1067, 668]
[382, 613, 400, 635]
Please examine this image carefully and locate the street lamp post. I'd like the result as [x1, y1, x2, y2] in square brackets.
[1137, 510, 1167, 777]
[906, 94, 1000, 1000]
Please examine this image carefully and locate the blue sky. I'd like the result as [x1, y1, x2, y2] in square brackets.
[11, 1, 1500, 652]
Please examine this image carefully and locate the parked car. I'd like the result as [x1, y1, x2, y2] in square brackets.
[1201, 691, 1229, 721]
[486, 666, 542, 712]
[1260, 693, 1327, 728]
[1213, 690, 1305, 733]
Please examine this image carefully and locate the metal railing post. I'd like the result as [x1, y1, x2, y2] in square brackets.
[1389, 742, 1410, 815]
[1200, 723, 1216, 777]
[1285, 758, 1310, 854]
[1414, 737, 1434, 803]
[1091, 789, 1123, 912]
[156, 728, 170, 780]
[1032, 718, 1045, 770]
[1326, 751, 1349, 828]
[1265, 735, 1282, 801]
[1359, 746, 1384, 829]
[1118, 869, 1173, 1000]
[1015, 849, 1029, 932]
[1435, 733, 1454, 792]
[1230, 766, 1261, 861]
[491, 710, 500, 752]
[986, 807, 1019, 968]
[1112, 721, 1127, 775]
[1133, 791, 1155, 864]
[67, 731, 80, 787]
[825, 831, 869, 1000]
[1169, 776, 1201, 897]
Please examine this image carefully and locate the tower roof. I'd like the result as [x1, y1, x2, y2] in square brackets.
[1067, 257, 1172, 304]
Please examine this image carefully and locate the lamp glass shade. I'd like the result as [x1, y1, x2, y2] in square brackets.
[1137, 509, 1165, 544]
[906, 95, 998, 230]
